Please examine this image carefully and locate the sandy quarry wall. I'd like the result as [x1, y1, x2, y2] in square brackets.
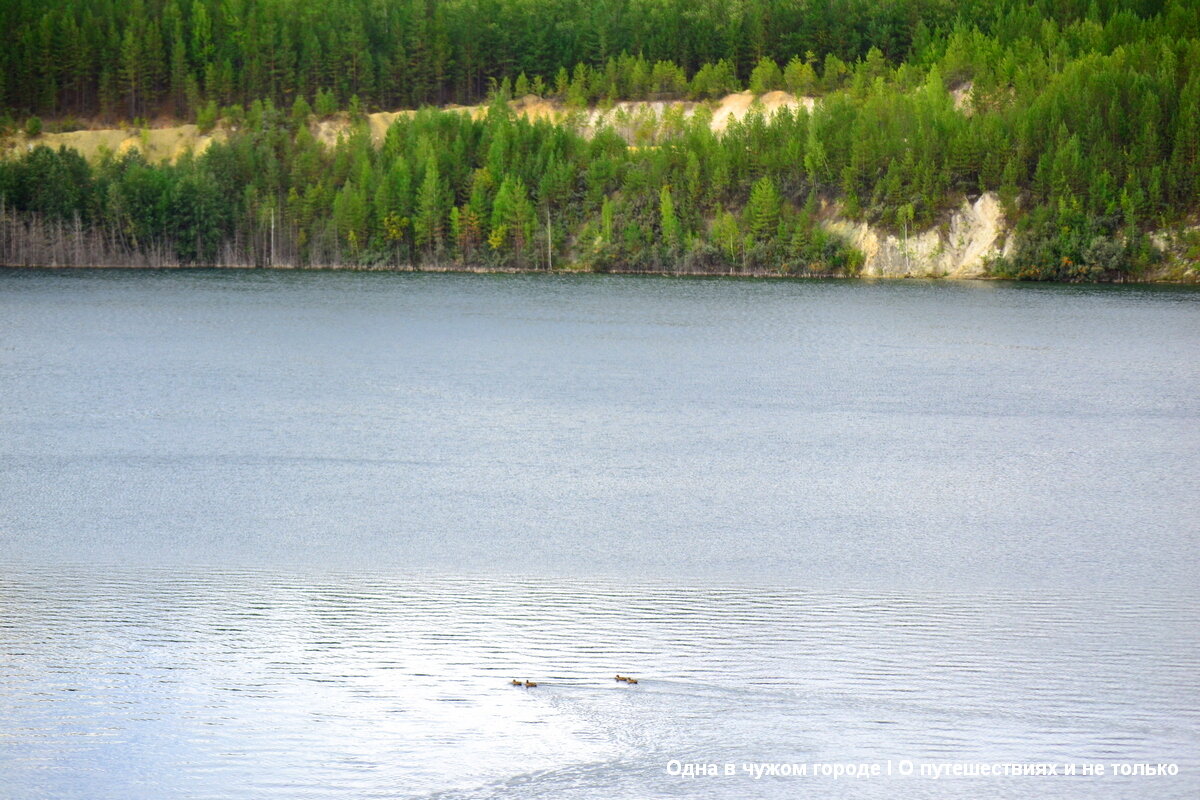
[5, 124, 225, 163]
[6, 91, 825, 159]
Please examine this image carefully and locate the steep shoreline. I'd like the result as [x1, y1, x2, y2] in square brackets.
[4, 188, 1195, 281]
[5, 94, 1197, 284]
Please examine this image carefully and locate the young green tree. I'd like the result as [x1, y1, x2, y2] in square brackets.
[659, 185, 681, 253]
[414, 157, 446, 253]
[783, 57, 817, 95]
[711, 207, 740, 263]
[749, 58, 783, 94]
[746, 175, 781, 241]
[333, 181, 369, 253]
[314, 88, 338, 118]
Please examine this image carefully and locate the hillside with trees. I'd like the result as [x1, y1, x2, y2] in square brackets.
[1, 0, 1198, 279]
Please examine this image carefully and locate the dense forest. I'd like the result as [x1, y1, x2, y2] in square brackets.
[1, 0, 1198, 278]
[6, 0, 1167, 117]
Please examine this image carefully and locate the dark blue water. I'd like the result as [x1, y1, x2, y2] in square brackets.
[1, 270, 1198, 798]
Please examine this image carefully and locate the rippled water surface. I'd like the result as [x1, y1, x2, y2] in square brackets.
[1, 270, 1198, 798]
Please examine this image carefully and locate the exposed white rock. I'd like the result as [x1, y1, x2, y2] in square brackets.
[824, 192, 1009, 278]
[950, 81, 974, 114]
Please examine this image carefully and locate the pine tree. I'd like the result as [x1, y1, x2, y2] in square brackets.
[120, 26, 144, 117]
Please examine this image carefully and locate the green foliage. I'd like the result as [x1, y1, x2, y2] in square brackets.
[711, 208, 740, 263]
[8, 0, 1155, 118]
[783, 219, 863, 276]
[988, 202, 1161, 281]
[0, 145, 92, 221]
[168, 163, 228, 262]
[195, 100, 217, 133]
[749, 59, 784, 94]
[822, 54, 851, 91]
[649, 61, 688, 98]
[291, 96, 313, 130]
[490, 175, 535, 261]
[746, 176, 782, 241]
[24, 116, 42, 137]
[48, 116, 87, 134]
[783, 57, 817, 95]
[333, 181, 368, 252]
[415, 155, 446, 252]
[690, 60, 741, 99]
[659, 185, 681, 253]
[314, 88, 338, 118]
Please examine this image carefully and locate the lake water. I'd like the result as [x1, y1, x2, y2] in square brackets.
[1, 269, 1198, 798]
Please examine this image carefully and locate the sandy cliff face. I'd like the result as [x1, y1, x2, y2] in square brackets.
[825, 193, 1010, 278]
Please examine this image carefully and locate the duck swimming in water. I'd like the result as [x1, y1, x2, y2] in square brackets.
[615, 674, 628, 682]
[626, 677, 638, 684]
[524, 680, 538, 688]
[510, 679, 523, 686]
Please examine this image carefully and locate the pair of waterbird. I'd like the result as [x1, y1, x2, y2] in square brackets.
[508, 675, 640, 687]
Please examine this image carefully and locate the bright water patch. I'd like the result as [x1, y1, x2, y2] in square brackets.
[1, 569, 1198, 800]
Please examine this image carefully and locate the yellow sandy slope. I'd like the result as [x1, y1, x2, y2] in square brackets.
[3, 124, 226, 163]
[5, 91, 818, 163]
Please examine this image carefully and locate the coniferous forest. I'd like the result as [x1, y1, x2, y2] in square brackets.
[1, 0, 1199, 279]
